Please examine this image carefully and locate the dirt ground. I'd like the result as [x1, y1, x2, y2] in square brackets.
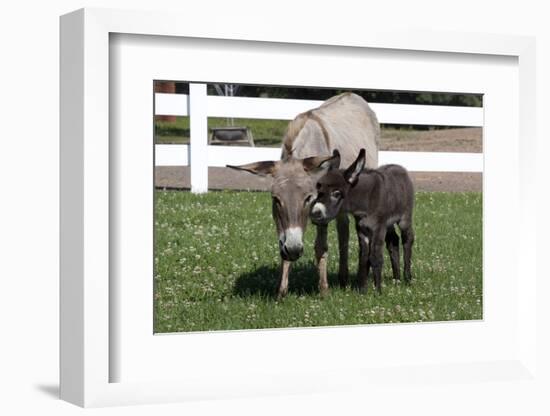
[155, 128, 482, 192]
[380, 127, 482, 153]
[155, 167, 481, 193]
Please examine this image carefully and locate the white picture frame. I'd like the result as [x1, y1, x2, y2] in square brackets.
[60, 8, 538, 408]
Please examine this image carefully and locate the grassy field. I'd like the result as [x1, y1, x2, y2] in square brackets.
[155, 116, 286, 147]
[154, 190, 482, 333]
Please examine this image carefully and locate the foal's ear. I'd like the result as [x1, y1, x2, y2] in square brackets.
[344, 149, 366, 186]
[302, 149, 341, 173]
[226, 160, 278, 176]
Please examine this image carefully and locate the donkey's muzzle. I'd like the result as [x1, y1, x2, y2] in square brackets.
[280, 243, 304, 262]
[279, 227, 304, 261]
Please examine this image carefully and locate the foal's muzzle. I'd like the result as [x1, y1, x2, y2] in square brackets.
[310, 202, 329, 225]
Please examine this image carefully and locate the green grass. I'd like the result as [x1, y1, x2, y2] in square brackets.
[154, 116, 472, 150]
[154, 190, 482, 333]
[155, 117, 287, 147]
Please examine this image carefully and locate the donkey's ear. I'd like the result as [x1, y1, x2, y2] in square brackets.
[227, 160, 278, 177]
[344, 149, 366, 186]
[303, 149, 341, 173]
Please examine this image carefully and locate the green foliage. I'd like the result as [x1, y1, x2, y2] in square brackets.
[164, 81, 483, 107]
[154, 190, 482, 333]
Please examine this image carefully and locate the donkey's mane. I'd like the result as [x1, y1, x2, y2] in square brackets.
[283, 113, 309, 157]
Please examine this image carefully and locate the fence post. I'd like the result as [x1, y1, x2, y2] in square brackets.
[189, 83, 208, 193]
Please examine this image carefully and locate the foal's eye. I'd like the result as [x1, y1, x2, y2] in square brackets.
[331, 190, 342, 199]
[304, 194, 314, 206]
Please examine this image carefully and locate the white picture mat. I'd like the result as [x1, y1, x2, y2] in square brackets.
[110, 34, 518, 383]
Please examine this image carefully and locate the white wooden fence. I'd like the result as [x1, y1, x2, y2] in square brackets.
[155, 83, 483, 193]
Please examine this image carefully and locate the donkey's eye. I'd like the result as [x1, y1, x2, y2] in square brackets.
[316, 182, 321, 191]
[331, 190, 342, 199]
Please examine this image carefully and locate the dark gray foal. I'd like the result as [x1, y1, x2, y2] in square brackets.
[310, 149, 415, 293]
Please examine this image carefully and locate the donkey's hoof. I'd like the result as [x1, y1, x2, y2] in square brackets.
[338, 274, 349, 289]
[276, 290, 288, 301]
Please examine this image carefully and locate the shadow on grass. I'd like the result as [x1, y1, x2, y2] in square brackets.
[233, 263, 341, 298]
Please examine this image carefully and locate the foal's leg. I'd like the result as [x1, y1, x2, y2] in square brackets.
[369, 226, 387, 294]
[314, 224, 329, 296]
[336, 212, 350, 289]
[399, 221, 415, 283]
[277, 259, 292, 300]
[385, 225, 401, 281]
[356, 217, 370, 292]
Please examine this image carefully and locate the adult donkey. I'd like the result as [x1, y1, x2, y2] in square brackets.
[227, 92, 380, 298]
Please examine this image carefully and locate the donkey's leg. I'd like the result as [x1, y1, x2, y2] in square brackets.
[277, 259, 292, 300]
[356, 217, 370, 292]
[365, 258, 371, 285]
[369, 226, 387, 294]
[400, 223, 415, 283]
[336, 212, 350, 289]
[314, 224, 329, 297]
[385, 225, 401, 281]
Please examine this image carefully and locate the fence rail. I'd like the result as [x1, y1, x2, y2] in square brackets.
[155, 144, 483, 174]
[154, 84, 483, 193]
[155, 93, 484, 126]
